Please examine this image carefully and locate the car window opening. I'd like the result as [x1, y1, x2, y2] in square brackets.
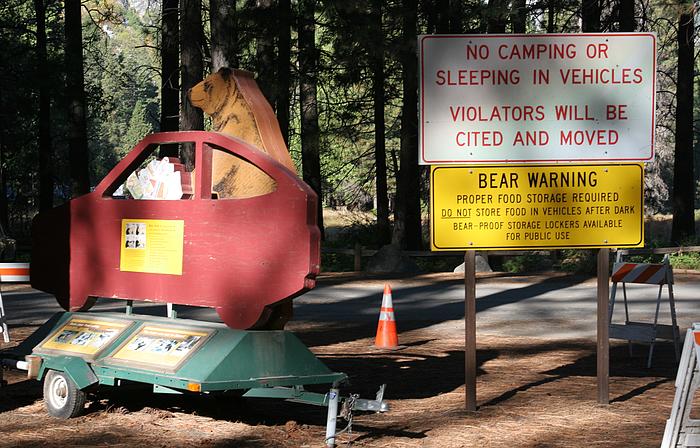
[209, 145, 277, 200]
[112, 144, 195, 200]
[109, 141, 278, 201]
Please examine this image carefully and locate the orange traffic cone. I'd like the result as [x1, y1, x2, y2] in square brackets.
[375, 284, 399, 349]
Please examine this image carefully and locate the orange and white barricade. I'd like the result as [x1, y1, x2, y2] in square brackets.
[0, 263, 29, 343]
[662, 324, 700, 448]
[608, 254, 680, 368]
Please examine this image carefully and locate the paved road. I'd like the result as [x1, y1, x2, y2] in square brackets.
[2, 272, 699, 341]
[294, 273, 700, 340]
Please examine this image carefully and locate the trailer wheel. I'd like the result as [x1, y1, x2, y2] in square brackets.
[43, 370, 86, 419]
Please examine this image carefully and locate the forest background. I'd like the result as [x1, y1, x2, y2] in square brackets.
[0, 0, 696, 257]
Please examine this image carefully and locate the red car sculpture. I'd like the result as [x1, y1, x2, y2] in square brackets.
[31, 131, 320, 330]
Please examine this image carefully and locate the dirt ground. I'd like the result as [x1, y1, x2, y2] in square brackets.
[0, 306, 681, 448]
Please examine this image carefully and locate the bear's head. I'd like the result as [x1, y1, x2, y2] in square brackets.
[188, 67, 237, 116]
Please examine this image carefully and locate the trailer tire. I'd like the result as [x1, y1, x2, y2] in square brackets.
[43, 370, 86, 419]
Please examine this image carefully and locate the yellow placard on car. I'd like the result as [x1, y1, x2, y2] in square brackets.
[120, 219, 185, 275]
[430, 164, 643, 250]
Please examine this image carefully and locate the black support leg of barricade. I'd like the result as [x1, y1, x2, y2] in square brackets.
[668, 280, 681, 361]
[0, 289, 8, 343]
[647, 283, 665, 368]
[608, 282, 618, 322]
[622, 283, 634, 358]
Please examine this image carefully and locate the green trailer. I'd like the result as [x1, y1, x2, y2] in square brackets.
[1, 310, 388, 447]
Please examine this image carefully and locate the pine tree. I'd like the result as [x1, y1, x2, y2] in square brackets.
[65, 0, 90, 195]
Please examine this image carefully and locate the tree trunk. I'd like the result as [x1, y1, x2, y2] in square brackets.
[210, 0, 237, 72]
[65, 0, 90, 196]
[582, 0, 601, 32]
[618, 0, 635, 31]
[159, 0, 179, 158]
[276, 0, 291, 146]
[547, 0, 555, 32]
[437, 0, 449, 33]
[449, 0, 462, 33]
[180, 0, 204, 168]
[393, 0, 421, 250]
[671, 4, 695, 242]
[511, 0, 527, 33]
[0, 107, 9, 233]
[256, 0, 276, 107]
[298, 0, 324, 238]
[35, 0, 53, 211]
[487, 0, 508, 33]
[371, 0, 390, 245]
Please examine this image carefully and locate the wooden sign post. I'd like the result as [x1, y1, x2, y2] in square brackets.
[597, 248, 610, 404]
[465, 250, 477, 411]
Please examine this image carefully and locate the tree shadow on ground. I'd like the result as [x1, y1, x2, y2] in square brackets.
[349, 424, 428, 443]
[78, 335, 678, 422]
[481, 340, 678, 408]
[0, 378, 42, 412]
[204, 437, 285, 448]
[86, 384, 331, 426]
[319, 349, 498, 399]
[80, 345, 496, 424]
[292, 274, 590, 348]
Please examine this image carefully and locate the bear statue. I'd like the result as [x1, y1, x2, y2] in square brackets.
[188, 68, 297, 199]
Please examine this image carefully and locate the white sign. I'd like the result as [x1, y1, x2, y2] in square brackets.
[419, 33, 656, 165]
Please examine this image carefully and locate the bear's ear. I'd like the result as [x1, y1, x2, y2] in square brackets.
[217, 67, 233, 81]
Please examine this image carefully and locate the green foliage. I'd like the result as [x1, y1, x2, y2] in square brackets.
[123, 100, 155, 152]
[320, 252, 355, 272]
[414, 256, 464, 272]
[298, 0, 403, 210]
[668, 252, 700, 270]
[559, 250, 597, 274]
[83, 0, 159, 182]
[625, 253, 663, 264]
[324, 212, 383, 249]
[0, 0, 68, 238]
[502, 254, 553, 273]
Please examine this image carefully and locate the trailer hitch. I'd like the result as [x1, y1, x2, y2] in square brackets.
[244, 383, 389, 447]
[345, 383, 389, 413]
[325, 384, 389, 447]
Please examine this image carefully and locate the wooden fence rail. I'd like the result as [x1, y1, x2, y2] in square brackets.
[617, 246, 700, 256]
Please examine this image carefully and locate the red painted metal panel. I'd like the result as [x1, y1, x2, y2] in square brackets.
[31, 131, 320, 330]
